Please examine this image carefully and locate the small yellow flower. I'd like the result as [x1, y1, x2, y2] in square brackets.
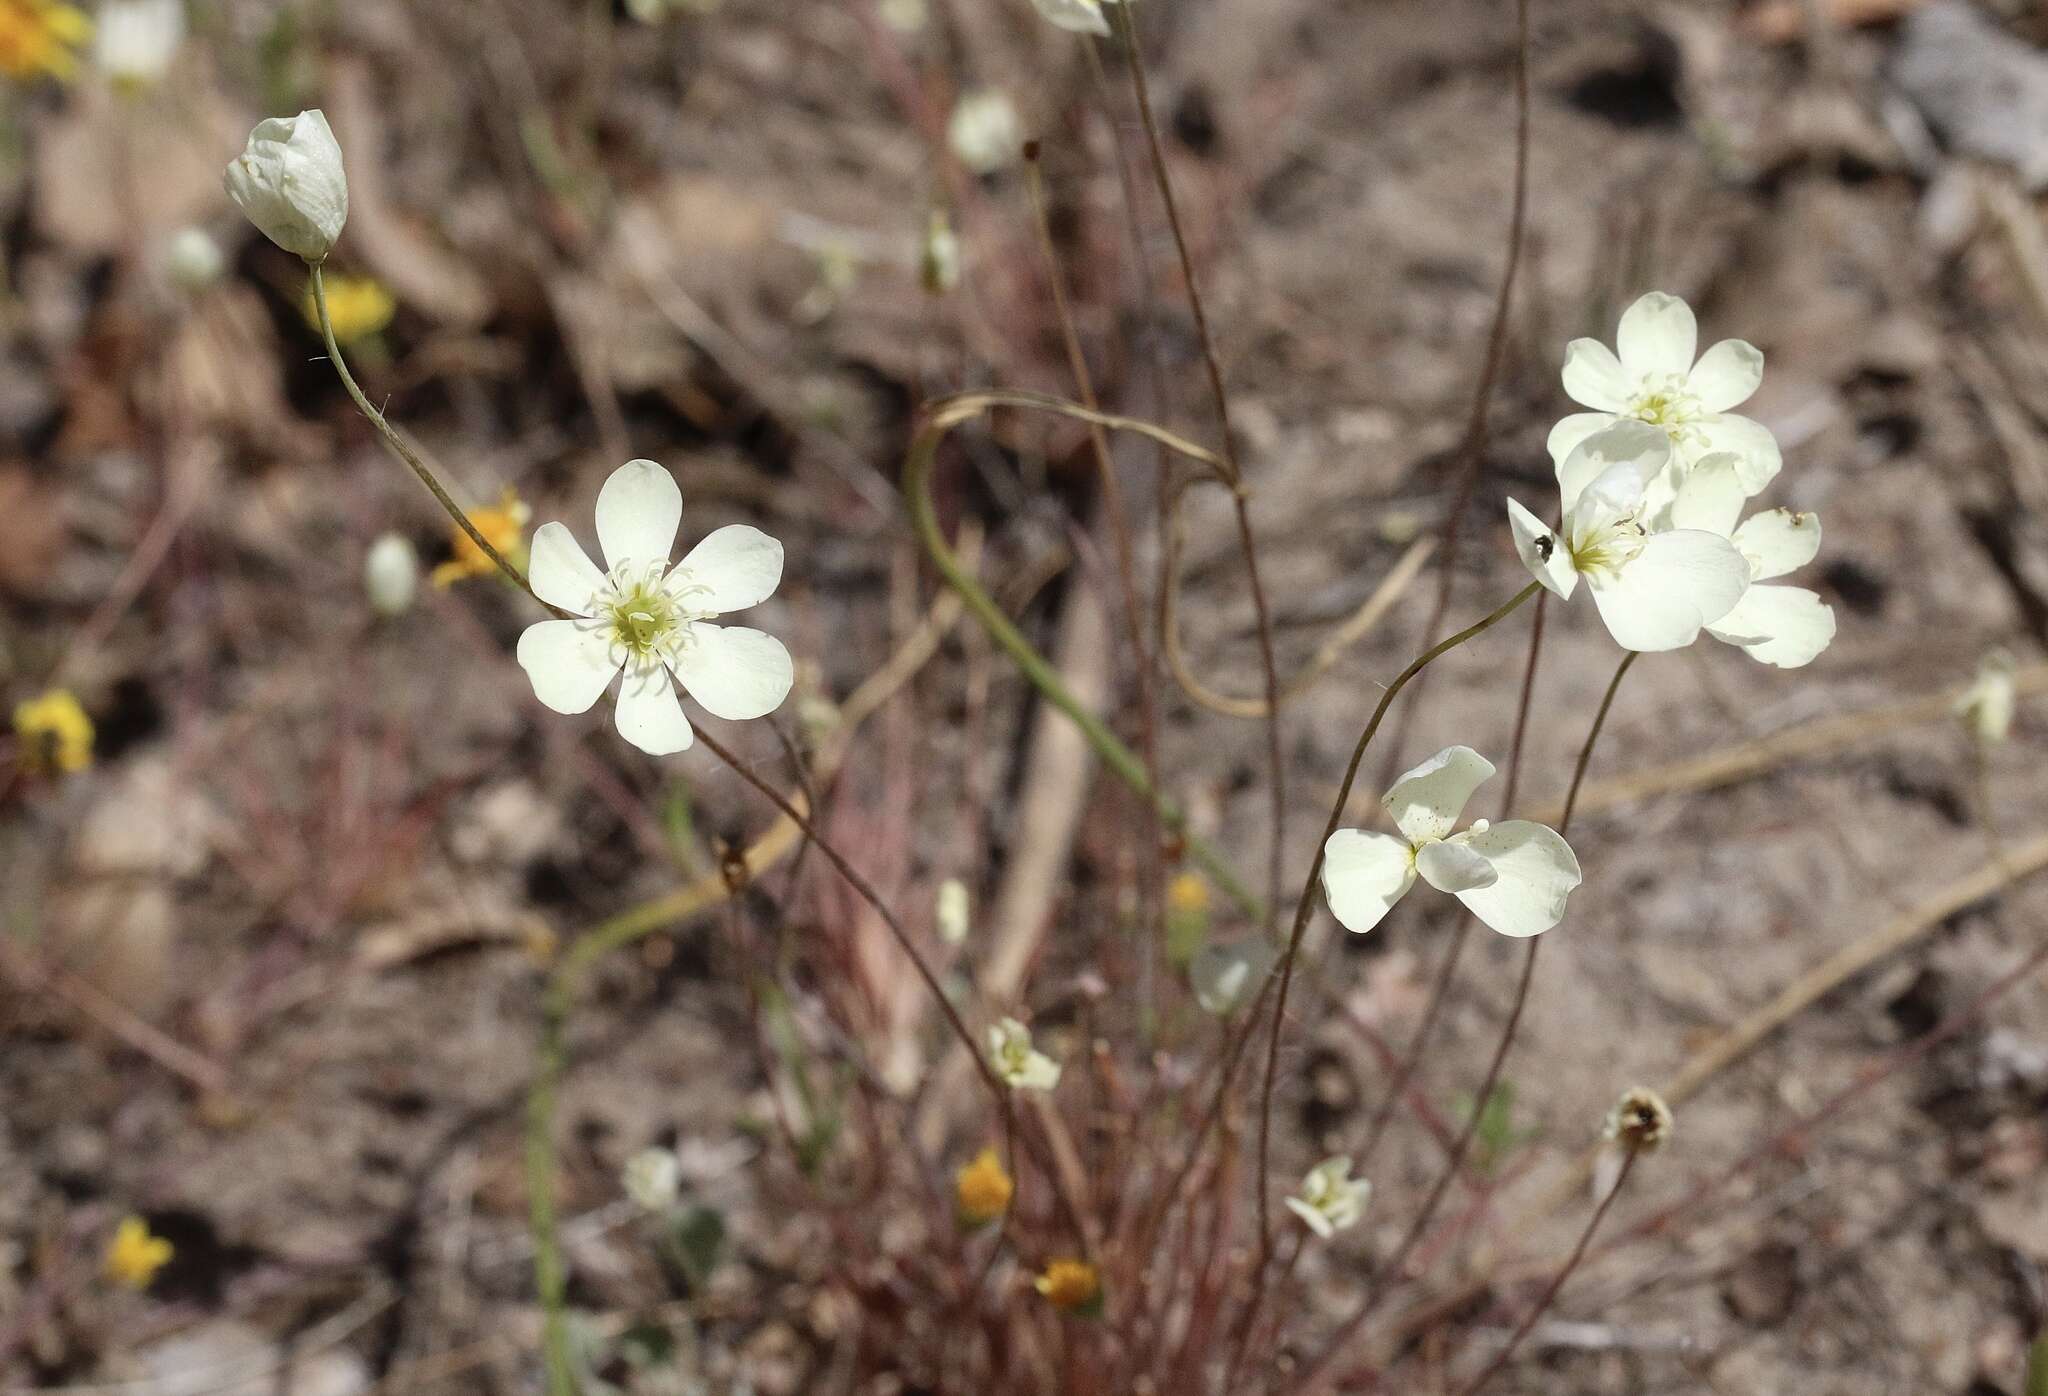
[304, 274, 396, 345]
[430, 488, 531, 589]
[1167, 873, 1210, 916]
[104, 1215, 172, 1289]
[13, 688, 93, 774]
[955, 1146, 1013, 1226]
[1034, 1258, 1102, 1316]
[0, 0, 92, 82]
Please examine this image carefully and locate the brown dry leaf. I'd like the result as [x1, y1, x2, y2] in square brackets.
[353, 882, 551, 973]
[327, 60, 494, 328]
[0, 467, 67, 599]
[166, 284, 325, 460]
[33, 82, 249, 255]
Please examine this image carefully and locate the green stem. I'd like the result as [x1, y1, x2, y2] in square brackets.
[310, 263, 555, 614]
[904, 391, 1264, 920]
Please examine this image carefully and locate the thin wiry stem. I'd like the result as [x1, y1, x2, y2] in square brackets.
[1452, 1147, 1639, 1396]
[1287, 646, 1636, 1396]
[1109, 0, 1286, 928]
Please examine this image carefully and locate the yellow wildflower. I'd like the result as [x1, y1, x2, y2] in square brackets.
[430, 488, 531, 588]
[954, 1146, 1013, 1226]
[0, 0, 91, 82]
[1034, 1258, 1102, 1316]
[1167, 873, 1210, 916]
[104, 1215, 172, 1289]
[13, 688, 93, 774]
[303, 274, 396, 345]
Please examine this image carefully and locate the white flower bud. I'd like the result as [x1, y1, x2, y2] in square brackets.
[96, 0, 184, 88]
[223, 110, 349, 263]
[622, 1147, 681, 1212]
[947, 90, 1022, 177]
[920, 209, 960, 295]
[879, 0, 928, 32]
[162, 226, 223, 293]
[935, 878, 970, 945]
[364, 532, 419, 617]
[1956, 648, 2018, 746]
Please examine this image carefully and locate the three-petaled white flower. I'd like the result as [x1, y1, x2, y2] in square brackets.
[1029, 0, 1120, 36]
[1285, 1156, 1371, 1239]
[987, 1016, 1061, 1091]
[1507, 420, 1751, 653]
[222, 110, 348, 263]
[1322, 746, 1581, 939]
[1549, 291, 1781, 498]
[1663, 452, 1835, 669]
[517, 459, 793, 756]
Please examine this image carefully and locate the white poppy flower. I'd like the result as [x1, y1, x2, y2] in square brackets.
[987, 1016, 1061, 1091]
[1284, 1156, 1371, 1239]
[1029, 0, 1120, 36]
[1548, 291, 1781, 497]
[1956, 649, 2018, 746]
[1321, 746, 1582, 940]
[95, 0, 183, 87]
[222, 110, 348, 263]
[947, 89, 1022, 176]
[1506, 421, 1751, 653]
[1663, 453, 1836, 669]
[515, 459, 793, 756]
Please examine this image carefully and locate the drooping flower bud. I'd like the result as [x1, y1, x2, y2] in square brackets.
[223, 110, 348, 263]
[364, 532, 420, 618]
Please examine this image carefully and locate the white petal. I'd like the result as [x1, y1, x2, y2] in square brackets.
[1615, 291, 1697, 380]
[527, 521, 607, 615]
[1545, 412, 1617, 471]
[1285, 1196, 1338, 1239]
[671, 524, 784, 615]
[1560, 340, 1633, 413]
[670, 623, 794, 721]
[1507, 497, 1577, 599]
[1708, 585, 1836, 668]
[1448, 820, 1582, 938]
[615, 654, 694, 754]
[1320, 829, 1417, 935]
[1588, 529, 1751, 652]
[1030, 0, 1110, 33]
[1416, 838, 1498, 894]
[1730, 508, 1820, 580]
[1688, 414, 1781, 494]
[1665, 453, 1746, 539]
[1384, 745, 1495, 843]
[1687, 339, 1764, 413]
[595, 459, 682, 572]
[1558, 420, 1670, 515]
[517, 619, 622, 714]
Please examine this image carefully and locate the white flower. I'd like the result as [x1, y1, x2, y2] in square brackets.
[222, 110, 348, 263]
[1284, 1156, 1371, 1239]
[878, 0, 928, 31]
[162, 226, 223, 292]
[516, 459, 793, 756]
[1662, 453, 1835, 669]
[987, 1016, 1061, 1091]
[364, 532, 419, 617]
[935, 878, 970, 945]
[1956, 648, 2018, 745]
[1029, 0, 1121, 36]
[1507, 421, 1751, 653]
[1321, 746, 1582, 940]
[95, 0, 183, 87]
[947, 89, 1022, 176]
[1550, 291, 1781, 497]
[622, 1147, 681, 1212]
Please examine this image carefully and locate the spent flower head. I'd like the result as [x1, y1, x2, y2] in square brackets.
[954, 1146, 1013, 1226]
[223, 109, 348, 263]
[1507, 421, 1751, 653]
[1034, 1258, 1103, 1315]
[1551, 291, 1781, 495]
[1604, 1086, 1673, 1154]
[987, 1016, 1061, 1092]
[1661, 452, 1834, 668]
[1285, 1155, 1372, 1239]
[1957, 648, 2018, 746]
[93, 0, 180, 89]
[104, 1215, 172, 1288]
[431, 487, 530, 589]
[517, 459, 793, 756]
[14, 688, 93, 775]
[0, 0, 90, 81]
[1321, 745, 1581, 939]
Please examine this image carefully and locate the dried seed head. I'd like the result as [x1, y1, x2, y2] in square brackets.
[1604, 1086, 1673, 1154]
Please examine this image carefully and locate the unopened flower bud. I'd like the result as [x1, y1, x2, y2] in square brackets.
[163, 226, 223, 293]
[223, 110, 348, 263]
[1603, 1086, 1672, 1154]
[364, 532, 419, 617]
